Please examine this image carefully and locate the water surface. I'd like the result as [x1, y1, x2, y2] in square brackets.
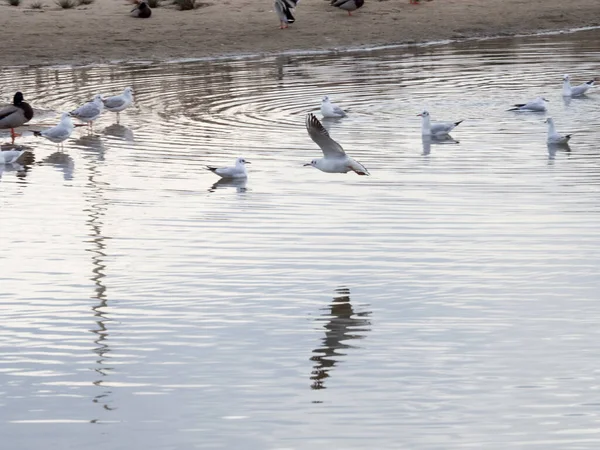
[2, 29, 600, 449]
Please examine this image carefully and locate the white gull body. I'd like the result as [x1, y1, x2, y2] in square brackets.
[562, 74, 594, 97]
[418, 110, 463, 136]
[320, 96, 347, 118]
[206, 157, 250, 179]
[545, 117, 571, 145]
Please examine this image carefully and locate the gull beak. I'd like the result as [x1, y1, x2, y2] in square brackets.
[417, 114, 423, 117]
[303, 163, 312, 166]
[245, 161, 251, 164]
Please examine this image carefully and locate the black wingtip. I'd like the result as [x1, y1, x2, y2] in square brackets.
[454, 120, 464, 127]
[586, 80, 595, 86]
[33, 131, 41, 137]
[206, 166, 217, 173]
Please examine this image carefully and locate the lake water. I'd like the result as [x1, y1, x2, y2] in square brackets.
[2, 28, 600, 449]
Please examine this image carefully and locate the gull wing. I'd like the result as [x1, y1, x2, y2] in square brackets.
[305, 113, 346, 158]
[71, 101, 101, 119]
[103, 95, 126, 109]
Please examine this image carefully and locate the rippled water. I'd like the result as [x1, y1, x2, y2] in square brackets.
[2, 29, 600, 449]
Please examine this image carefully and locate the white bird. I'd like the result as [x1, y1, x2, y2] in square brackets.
[0, 149, 25, 165]
[206, 157, 250, 179]
[321, 96, 347, 118]
[304, 113, 369, 175]
[69, 94, 104, 130]
[508, 97, 548, 112]
[545, 117, 571, 145]
[274, 0, 299, 29]
[102, 87, 134, 123]
[417, 110, 463, 136]
[33, 112, 74, 150]
[562, 74, 595, 98]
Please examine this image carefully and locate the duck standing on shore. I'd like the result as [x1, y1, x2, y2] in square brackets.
[131, 0, 152, 18]
[331, 0, 364, 16]
[274, 0, 299, 29]
[0, 92, 34, 144]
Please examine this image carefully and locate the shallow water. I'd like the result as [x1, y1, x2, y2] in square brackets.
[2, 29, 600, 449]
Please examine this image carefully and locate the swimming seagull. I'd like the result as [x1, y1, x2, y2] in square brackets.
[508, 97, 548, 112]
[0, 149, 26, 165]
[206, 157, 250, 179]
[545, 117, 571, 145]
[69, 94, 104, 131]
[0, 92, 34, 144]
[33, 112, 74, 150]
[417, 110, 463, 136]
[321, 96, 347, 118]
[304, 113, 369, 175]
[562, 74, 594, 98]
[102, 87, 134, 123]
[274, 0, 299, 29]
[331, 0, 364, 16]
[131, 0, 152, 18]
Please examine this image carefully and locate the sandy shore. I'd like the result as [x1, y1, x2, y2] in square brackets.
[0, 0, 599, 67]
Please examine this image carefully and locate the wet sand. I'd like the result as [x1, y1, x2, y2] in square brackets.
[0, 0, 599, 67]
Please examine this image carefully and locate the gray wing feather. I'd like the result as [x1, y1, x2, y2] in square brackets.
[71, 102, 100, 119]
[103, 96, 126, 109]
[306, 113, 346, 158]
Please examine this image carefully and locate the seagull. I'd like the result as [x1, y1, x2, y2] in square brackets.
[417, 110, 463, 136]
[321, 96, 347, 118]
[562, 74, 594, 98]
[69, 94, 104, 131]
[508, 97, 548, 112]
[131, 0, 152, 18]
[206, 157, 250, 179]
[331, 0, 364, 16]
[0, 92, 34, 144]
[304, 113, 369, 175]
[0, 149, 26, 165]
[274, 0, 299, 29]
[545, 117, 571, 145]
[33, 112, 74, 150]
[102, 87, 134, 123]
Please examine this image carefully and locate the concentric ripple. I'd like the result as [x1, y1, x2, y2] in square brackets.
[2, 28, 600, 450]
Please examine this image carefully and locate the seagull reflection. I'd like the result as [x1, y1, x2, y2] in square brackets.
[547, 142, 571, 160]
[103, 123, 134, 141]
[208, 177, 248, 193]
[73, 135, 106, 161]
[0, 149, 35, 180]
[38, 151, 75, 180]
[310, 287, 371, 390]
[422, 134, 460, 156]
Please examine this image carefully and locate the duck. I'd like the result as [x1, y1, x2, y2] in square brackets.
[131, 0, 152, 18]
[274, 0, 299, 29]
[206, 157, 250, 179]
[331, 0, 364, 16]
[0, 92, 34, 144]
[102, 87, 134, 123]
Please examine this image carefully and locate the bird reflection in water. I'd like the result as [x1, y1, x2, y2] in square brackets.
[38, 152, 75, 180]
[103, 123, 134, 141]
[310, 287, 371, 390]
[208, 177, 248, 193]
[421, 135, 460, 156]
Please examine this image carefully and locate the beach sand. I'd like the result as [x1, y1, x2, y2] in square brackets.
[0, 0, 599, 67]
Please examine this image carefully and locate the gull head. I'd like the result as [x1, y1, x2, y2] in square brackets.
[322, 96, 330, 103]
[235, 157, 250, 166]
[60, 112, 71, 121]
[545, 117, 554, 125]
[124, 87, 134, 96]
[417, 110, 430, 117]
[304, 159, 318, 167]
[563, 74, 570, 81]
[93, 94, 104, 103]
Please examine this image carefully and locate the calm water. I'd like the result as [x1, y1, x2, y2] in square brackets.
[2, 29, 600, 449]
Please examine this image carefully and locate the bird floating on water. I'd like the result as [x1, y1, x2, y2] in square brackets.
[206, 157, 250, 179]
[508, 97, 548, 112]
[102, 87, 134, 123]
[274, 0, 299, 29]
[545, 117, 571, 145]
[33, 112, 74, 150]
[69, 95, 104, 131]
[0, 92, 34, 144]
[562, 74, 594, 98]
[331, 0, 364, 16]
[304, 113, 369, 175]
[321, 96, 347, 119]
[417, 110, 463, 136]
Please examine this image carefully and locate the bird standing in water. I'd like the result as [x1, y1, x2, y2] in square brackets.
[0, 92, 34, 144]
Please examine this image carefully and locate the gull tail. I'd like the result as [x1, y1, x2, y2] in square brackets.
[33, 131, 42, 137]
[206, 166, 218, 173]
[565, 134, 572, 142]
[586, 80, 595, 86]
[454, 120, 464, 127]
[508, 104, 525, 111]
